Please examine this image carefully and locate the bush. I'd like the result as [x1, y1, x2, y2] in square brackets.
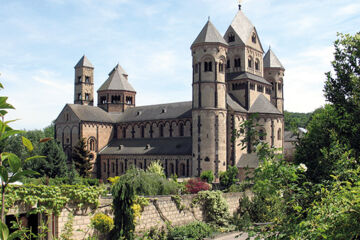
[167, 221, 215, 240]
[118, 167, 179, 196]
[185, 178, 211, 194]
[91, 213, 114, 234]
[193, 191, 230, 226]
[200, 170, 214, 183]
[219, 166, 238, 189]
[147, 160, 166, 178]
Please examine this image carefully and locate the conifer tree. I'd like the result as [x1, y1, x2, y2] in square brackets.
[72, 138, 92, 177]
[40, 140, 68, 178]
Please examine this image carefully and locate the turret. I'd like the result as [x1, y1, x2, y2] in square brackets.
[97, 64, 136, 112]
[191, 19, 228, 178]
[263, 47, 285, 113]
[74, 55, 94, 106]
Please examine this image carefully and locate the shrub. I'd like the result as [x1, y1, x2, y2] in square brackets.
[167, 221, 215, 240]
[219, 166, 238, 189]
[147, 160, 166, 178]
[185, 178, 211, 194]
[91, 213, 114, 234]
[193, 190, 230, 226]
[200, 170, 214, 183]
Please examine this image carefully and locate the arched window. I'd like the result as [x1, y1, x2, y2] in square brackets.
[234, 58, 241, 68]
[179, 123, 184, 137]
[138, 162, 143, 169]
[180, 163, 186, 177]
[159, 124, 164, 137]
[226, 60, 230, 69]
[112, 162, 115, 173]
[103, 162, 106, 173]
[278, 128, 282, 141]
[122, 127, 126, 138]
[255, 59, 260, 70]
[252, 33, 257, 43]
[248, 57, 253, 68]
[259, 129, 265, 141]
[120, 162, 124, 174]
[89, 138, 95, 151]
[141, 125, 145, 138]
[85, 76, 90, 84]
[204, 61, 212, 72]
[219, 62, 224, 72]
[169, 163, 175, 175]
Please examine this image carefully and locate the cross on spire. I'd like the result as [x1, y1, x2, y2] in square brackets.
[238, 0, 243, 10]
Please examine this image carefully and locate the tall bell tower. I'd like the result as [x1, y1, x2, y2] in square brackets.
[264, 47, 285, 113]
[191, 19, 228, 178]
[74, 55, 94, 106]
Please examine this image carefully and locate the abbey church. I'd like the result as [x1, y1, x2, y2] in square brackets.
[55, 7, 285, 181]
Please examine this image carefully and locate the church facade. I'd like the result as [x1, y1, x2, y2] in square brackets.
[55, 8, 285, 181]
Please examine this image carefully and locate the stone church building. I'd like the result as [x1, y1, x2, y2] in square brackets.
[55, 7, 285, 181]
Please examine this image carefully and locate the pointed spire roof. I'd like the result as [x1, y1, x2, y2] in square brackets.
[192, 20, 228, 47]
[98, 64, 135, 92]
[229, 10, 255, 44]
[264, 48, 285, 69]
[74, 55, 94, 69]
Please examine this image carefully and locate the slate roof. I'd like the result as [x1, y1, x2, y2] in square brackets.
[226, 72, 271, 85]
[117, 101, 192, 122]
[226, 93, 247, 112]
[98, 64, 136, 92]
[249, 95, 281, 114]
[237, 153, 259, 168]
[67, 104, 116, 123]
[229, 10, 254, 44]
[192, 20, 228, 47]
[74, 55, 94, 69]
[284, 131, 297, 142]
[99, 137, 192, 155]
[264, 48, 284, 69]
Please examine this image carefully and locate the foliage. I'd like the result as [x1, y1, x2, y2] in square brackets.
[91, 213, 114, 234]
[139, 226, 167, 240]
[2, 184, 105, 216]
[117, 168, 179, 196]
[167, 221, 215, 240]
[193, 191, 230, 226]
[200, 170, 214, 183]
[146, 160, 165, 178]
[60, 213, 74, 240]
[110, 181, 135, 240]
[72, 138, 92, 177]
[108, 176, 120, 184]
[0, 221, 22, 240]
[171, 195, 185, 212]
[132, 196, 149, 224]
[283, 111, 312, 131]
[219, 166, 238, 189]
[185, 178, 210, 194]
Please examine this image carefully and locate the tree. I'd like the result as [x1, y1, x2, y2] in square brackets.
[72, 138, 92, 177]
[38, 140, 68, 178]
[323, 32, 360, 156]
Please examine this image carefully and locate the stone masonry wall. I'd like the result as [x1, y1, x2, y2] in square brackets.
[55, 192, 246, 239]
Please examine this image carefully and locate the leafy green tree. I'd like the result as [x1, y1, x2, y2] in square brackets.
[284, 111, 312, 131]
[72, 138, 91, 177]
[219, 166, 238, 189]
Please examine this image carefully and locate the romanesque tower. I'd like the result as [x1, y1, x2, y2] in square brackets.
[97, 64, 136, 112]
[191, 20, 228, 178]
[264, 47, 285, 113]
[74, 55, 94, 106]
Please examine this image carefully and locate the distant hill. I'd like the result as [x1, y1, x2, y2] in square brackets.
[284, 111, 312, 131]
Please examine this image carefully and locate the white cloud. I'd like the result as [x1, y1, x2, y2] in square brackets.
[335, 3, 360, 17]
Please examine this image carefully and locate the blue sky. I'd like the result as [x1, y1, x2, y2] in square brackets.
[1, 0, 359, 130]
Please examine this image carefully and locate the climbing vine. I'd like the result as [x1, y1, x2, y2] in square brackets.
[171, 195, 185, 212]
[132, 196, 149, 223]
[2, 184, 106, 216]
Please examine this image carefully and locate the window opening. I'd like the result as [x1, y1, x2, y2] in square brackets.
[252, 33, 257, 43]
[248, 58, 252, 68]
[234, 58, 241, 68]
[257, 85, 264, 92]
[160, 124, 164, 137]
[126, 96, 133, 104]
[226, 60, 230, 69]
[255, 59, 260, 70]
[85, 76, 90, 84]
[100, 96, 106, 104]
[85, 93, 89, 100]
[228, 33, 235, 42]
[204, 61, 212, 72]
[250, 83, 255, 90]
[179, 123, 184, 136]
[278, 128, 282, 140]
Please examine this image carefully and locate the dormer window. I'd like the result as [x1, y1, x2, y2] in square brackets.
[234, 58, 241, 68]
[204, 61, 212, 72]
[252, 33, 257, 43]
[228, 33, 235, 42]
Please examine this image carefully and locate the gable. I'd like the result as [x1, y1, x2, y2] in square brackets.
[54, 104, 81, 124]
